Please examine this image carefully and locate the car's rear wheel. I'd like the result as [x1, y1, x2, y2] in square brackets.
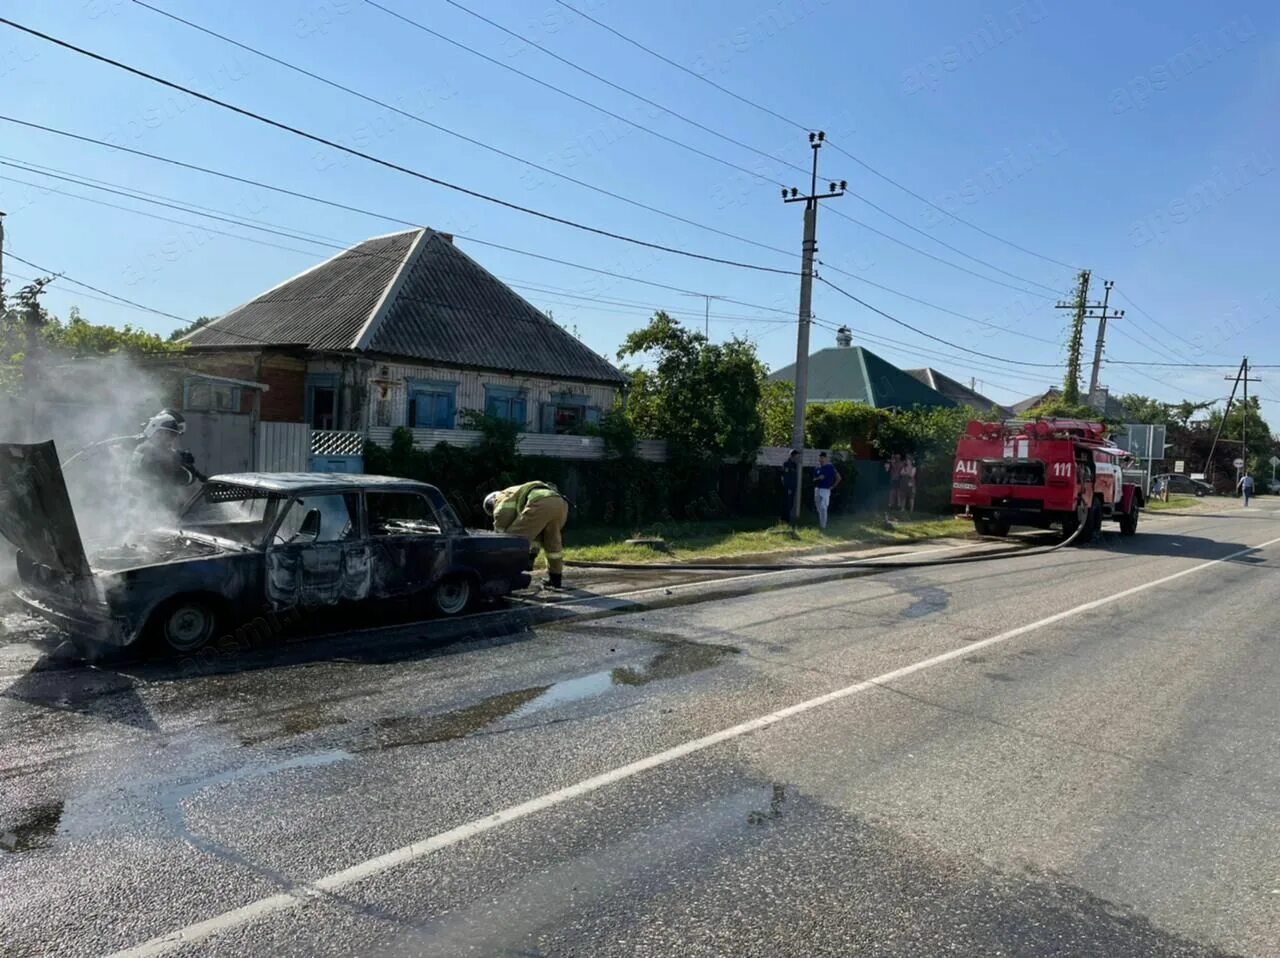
[151, 597, 220, 654]
[430, 576, 473, 617]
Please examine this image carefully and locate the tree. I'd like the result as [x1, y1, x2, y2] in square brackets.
[758, 379, 794, 447]
[1118, 393, 1170, 425]
[618, 312, 765, 463]
[1, 290, 185, 398]
[167, 315, 217, 341]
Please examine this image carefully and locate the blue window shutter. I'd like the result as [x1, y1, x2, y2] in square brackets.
[513, 397, 527, 427]
[540, 403, 556, 433]
[443, 390, 456, 428]
[585, 406, 602, 425]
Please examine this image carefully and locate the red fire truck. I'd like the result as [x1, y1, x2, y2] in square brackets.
[950, 419, 1143, 541]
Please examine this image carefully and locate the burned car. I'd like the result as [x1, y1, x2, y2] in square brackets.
[0, 442, 533, 655]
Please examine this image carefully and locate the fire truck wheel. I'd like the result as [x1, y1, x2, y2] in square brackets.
[988, 519, 1011, 537]
[973, 515, 992, 536]
[1120, 503, 1139, 536]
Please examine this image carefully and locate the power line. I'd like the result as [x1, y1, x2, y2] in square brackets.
[0, 16, 797, 277]
[0, 147, 794, 318]
[825, 206, 1058, 298]
[356, 2, 1069, 297]
[432, 0, 804, 177]
[824, 142, 1082, 272]
[127, 0, 798, 264]
[815, 259, 1061, 346]
[353, 0, 785, 186]
[549, 0, 1080, 273]
[1113, 288, 1238, 361]
[5, 250, 190, 323]
[551, 0, 808, 132]
[816, 275, 1061, 368]
[0, 118, 1072, 343]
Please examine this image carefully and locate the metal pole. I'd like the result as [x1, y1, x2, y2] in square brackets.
[1088, 280, 1113, 397]
[0, 210, 6, 306]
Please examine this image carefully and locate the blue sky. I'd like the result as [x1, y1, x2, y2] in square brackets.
[2, 0, 1278, 411]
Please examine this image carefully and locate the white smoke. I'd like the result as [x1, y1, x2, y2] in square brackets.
[1, 352, 188, 561]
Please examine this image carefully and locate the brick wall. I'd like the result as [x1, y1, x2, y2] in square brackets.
[181, 351, 306, 421]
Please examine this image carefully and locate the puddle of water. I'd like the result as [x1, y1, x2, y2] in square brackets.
[0, 800, 64, 853]
[360, 640, 738, 752]
[239, 702, 349, 747]
[900, 583, 950, 620]
[612, 641, 736, 687]
[360, 686, 549, 751]
[510, 670, 616, 721]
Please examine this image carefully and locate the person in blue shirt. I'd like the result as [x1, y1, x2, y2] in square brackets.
[813, 451, 842, 530]
[1239, 472, 1255, 506]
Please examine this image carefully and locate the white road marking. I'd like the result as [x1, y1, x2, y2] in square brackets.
[106, 532, 1280, 958]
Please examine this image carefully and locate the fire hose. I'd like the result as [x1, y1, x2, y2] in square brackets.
[564, 512, 1092, 573]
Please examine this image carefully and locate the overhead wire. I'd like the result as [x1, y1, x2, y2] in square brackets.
[127, 0, 799, 264]
[1, 127, 1042, 345]
[5, 251, 191, 324]
[357, 0, 1073, 298]
[0, 151, 805, 324]
[816, 276, 1061, 368]
[0, 16, 798, 276]
[551, 0, 1082, 272]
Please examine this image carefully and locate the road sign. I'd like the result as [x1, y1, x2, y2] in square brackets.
[1174, 460, 1185, 473]
[1191, 473, 1206, 480]
[1233, 458, 1245, 469]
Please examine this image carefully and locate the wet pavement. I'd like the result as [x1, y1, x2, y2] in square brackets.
[1, 511, 1278, 956]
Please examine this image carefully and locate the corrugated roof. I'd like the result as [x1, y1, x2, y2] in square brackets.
[365, 232, 626, 384]
[183, 228, 625, 385]
[770, 347, 955, 409]
[182, 231, 418, 350]
[905, 368, 1012, 416]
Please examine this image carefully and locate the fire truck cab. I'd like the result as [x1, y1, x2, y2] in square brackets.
[951, 419, 1143, 542]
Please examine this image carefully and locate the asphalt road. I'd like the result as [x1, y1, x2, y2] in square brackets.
[2, 505, 1278, 957]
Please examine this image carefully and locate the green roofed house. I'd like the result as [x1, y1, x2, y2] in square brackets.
[768, 326, 955, 410]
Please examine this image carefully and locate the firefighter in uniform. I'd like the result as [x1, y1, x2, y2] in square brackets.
[130, 409, 206, 512]
[484, 481, 569, 589]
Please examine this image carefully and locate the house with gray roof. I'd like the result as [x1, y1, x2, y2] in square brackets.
[905, 368, 1012, 417]
[180, 229, 627, 439]
[768, 329, 955, 410]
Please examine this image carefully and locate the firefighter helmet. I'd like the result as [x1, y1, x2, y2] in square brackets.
[142, 408, 186, 439]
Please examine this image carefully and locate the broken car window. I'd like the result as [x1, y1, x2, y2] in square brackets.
[180, 485, 284, 548]
[367, 492, 442, 536]
[274, 494, 359, 544]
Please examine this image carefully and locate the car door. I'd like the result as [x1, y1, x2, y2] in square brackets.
[365, 490, 450, 600]
[265, 492, 370, 609]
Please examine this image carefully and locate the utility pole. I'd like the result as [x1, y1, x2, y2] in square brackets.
[1208, 358, 1246, 484]
[682, 292, 725, 338]
[1086, 280, 1124, 399]
[0, 210, 6, 309]
[1240, 357, 1260, 488]
[1055, 270, 1091, 405]
[782, 131, 845, 527]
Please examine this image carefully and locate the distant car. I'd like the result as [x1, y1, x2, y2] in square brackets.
[1151, 474, 1212, 497]
[0, 442, 532, 656]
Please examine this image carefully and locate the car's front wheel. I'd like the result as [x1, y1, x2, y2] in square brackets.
[430, 576, 473, 617]
[150, 597, 220, 654]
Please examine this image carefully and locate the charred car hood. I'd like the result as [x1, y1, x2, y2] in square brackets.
[0, 441, 91, 579]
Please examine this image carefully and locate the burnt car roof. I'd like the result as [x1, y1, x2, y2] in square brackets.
[204, 473, 438, 495]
